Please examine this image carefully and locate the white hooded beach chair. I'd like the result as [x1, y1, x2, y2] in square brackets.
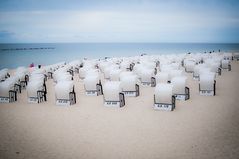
[0, 80, 17, 103]
[103, 81, 125, 107]
[120, 61, 132, 71]
[0, 68, 10, 81]
[184, 60, 195, 73]
[193, 65, 201, 80]
[199, 73, 216, 96]
[84, 75, 103, 96]
[220, 60, 231, 71]
[16, 67, 29, 84]
[171, 76, 190, 100]
[210, 62, 221, 76]
[154, 83, 175, 111]
[55, 81, 76, 106]
[27, 81, 46, 103]
[120, 75, 139, 97]
[139, 68, 155, 86]
[234, 53, 239, 61]
[79, 67, 91, 79]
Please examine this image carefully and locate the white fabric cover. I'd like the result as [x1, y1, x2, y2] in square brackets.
[155, 84, 173, 104]
[200, 73, 215, 90]
[171, 76, 187, 94]
[140, 69, 154, 83]
[221, 60, 230, 69]
[120, 75, 137, 91]
[0, 81, 14, 97]
[84, 75, 99, 90]
[169, 70, 183, 81]
[185, 61, 195, 72]
[110, 69, 122, 81]
[155, 72, 169, 84]
[103, 81, 122, 101]
[27, 81, 43, 97]
[55, 81, 74, 99]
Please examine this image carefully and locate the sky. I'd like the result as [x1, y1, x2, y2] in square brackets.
[0, 0, 239, 43]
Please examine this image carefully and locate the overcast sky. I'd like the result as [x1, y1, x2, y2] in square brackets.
[0, 0, 238, 43]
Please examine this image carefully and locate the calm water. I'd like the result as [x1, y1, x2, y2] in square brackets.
[0, 43, 239, 69]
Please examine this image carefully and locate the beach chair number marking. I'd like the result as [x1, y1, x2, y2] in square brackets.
[154, 103, 172, 111]
[175, 95, 186, 100]
[107, 101, 118, 105]
[0, 97, 10, 103]
[200, 90, 214, 96]
[86, 91, 97, 95]
[58, 99, 68, 103]
[123, 91, 136, 96]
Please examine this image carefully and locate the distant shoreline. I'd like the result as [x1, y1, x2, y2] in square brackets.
[1, 47, 55, 51]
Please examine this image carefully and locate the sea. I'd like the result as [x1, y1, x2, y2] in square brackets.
[0, 43, 239, 69]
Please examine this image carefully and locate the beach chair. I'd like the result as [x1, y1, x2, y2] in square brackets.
[233, 53, 239, 61]
[120, 61, 131, 71]
[55, 81, 76, 106]
[79, 67, 91, 79]
[199, 73, 216, 96]
[103, 81, 125, 107]
[193, 65, 201, 80]
[154, 83, 175, 111]
[220, 60, 231, 71]
[27, 81, 47, 103]
[139, 68, 155, 86]
[0, 69, 10, 81]
[103, 65, 119, 80]
[210, 62, 221, 76]
[171, 76, 190, 100]
[84, 75, 103, 96]
[184, 60, 195, 73]
[120, 75, 139, 97]
[0, 80, 17, 103]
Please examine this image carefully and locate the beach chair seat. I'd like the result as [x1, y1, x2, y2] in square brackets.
[171, 76, 190, 100]
[120, 75, 139, 97]
[154, 84, 175, 111]
[84, 75, 102, 96]
[27, 81, 46, 103]
[0, 80, 17, 103]
[103, 81, 125, 107]
[199, 73, 216, 96]
[55, 81, 76, 106]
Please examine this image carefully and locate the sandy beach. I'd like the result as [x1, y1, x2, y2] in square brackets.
[0, 60, 239, 159]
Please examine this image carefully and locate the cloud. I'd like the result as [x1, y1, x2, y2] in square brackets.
[0, 0, 239, 43]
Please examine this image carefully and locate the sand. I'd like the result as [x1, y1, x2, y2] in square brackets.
[0, 61, 239, 159]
